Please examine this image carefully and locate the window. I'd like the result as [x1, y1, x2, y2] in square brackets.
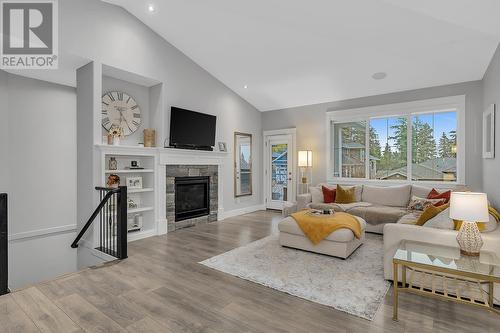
[332, 121, 366, 178]
[327, 96, 464, 183]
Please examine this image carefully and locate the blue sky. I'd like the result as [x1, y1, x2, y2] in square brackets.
[371, 111, 456, 151]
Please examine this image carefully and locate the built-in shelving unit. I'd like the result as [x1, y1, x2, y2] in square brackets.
[98, 145, 159, 242]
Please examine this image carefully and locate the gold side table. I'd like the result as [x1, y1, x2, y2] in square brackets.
[392, 240, 500, 321]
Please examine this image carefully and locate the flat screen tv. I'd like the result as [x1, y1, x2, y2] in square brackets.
[169, 107, 216, 150]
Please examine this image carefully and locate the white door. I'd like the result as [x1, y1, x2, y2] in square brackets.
[265, 134, 295, 210]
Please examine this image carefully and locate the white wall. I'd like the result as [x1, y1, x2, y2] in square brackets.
[0, 71, 8, 192]
[63, 0, 263, 213]
[483, 44, 500, 207]
[262, 81, 484, 191]
[1, 72, 77, 290]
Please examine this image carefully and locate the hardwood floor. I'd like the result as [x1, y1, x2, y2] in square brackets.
[1, 210, 500, 332]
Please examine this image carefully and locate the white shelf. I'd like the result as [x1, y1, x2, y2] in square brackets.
[105, 169, 154, 174]
[127, 228, 156, 242]
[128, 206, 154, 214]
[128, 188, 154, 193]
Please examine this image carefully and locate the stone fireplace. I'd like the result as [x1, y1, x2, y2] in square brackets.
[166, 165, 218, 231]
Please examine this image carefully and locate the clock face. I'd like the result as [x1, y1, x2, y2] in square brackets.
[102, 91, 141, 136]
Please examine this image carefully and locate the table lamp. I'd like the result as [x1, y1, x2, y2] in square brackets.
[298, 150, 312, 184]
[449, 192, 489, 256]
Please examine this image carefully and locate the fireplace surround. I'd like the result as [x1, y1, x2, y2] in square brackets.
[166, 165, 218, 231]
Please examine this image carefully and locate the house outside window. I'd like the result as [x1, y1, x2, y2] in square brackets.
[327, 96, 465, 184]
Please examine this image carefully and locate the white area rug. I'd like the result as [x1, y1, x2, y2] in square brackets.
[200, 233, 390, 320]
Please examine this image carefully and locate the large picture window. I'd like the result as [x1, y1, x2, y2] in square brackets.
[327, 96, 464, 184]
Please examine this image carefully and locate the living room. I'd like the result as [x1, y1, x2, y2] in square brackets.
[0, 0, 500, 332]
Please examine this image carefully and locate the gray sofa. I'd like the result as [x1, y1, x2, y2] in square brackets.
[296, 183, 455, 233]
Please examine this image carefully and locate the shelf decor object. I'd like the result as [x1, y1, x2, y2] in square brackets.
[143, 128, 156, 147]
[126, 176, 143, 190]
[108, 157, 117, 170]
[449, 192, 490, 256]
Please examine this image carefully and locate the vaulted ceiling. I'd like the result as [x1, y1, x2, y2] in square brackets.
[105, 1, 499, 110]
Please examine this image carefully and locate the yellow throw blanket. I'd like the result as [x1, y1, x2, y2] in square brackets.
[291, 210, 362, 245]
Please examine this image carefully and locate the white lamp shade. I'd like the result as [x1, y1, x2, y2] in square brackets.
[298, 150, 312, 167]
[449, 192, 489, 222]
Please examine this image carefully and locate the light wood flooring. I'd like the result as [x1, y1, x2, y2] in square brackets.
[1, 210, 500, 332]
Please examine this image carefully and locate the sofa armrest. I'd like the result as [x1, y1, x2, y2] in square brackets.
[296, 193, 312, 210]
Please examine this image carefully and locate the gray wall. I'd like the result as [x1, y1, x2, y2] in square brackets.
[262, 81, 484, 190]
[1, 71, 77, 289]
[483, 44, 500, 207]
[62, 0, 263, 212]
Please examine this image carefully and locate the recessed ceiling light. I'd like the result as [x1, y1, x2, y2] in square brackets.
[147, 4, 156, 13]
[243, 85, 248, 89]
[372, 72, 387, 80]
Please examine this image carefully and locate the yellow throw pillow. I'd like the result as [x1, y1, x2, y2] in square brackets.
[416, 203, 449, 226]
[335, 184, 356, 204]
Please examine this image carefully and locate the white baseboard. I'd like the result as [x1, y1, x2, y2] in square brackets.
[220, 204, 266, 220]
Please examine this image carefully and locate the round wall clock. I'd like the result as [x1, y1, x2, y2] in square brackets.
[101, 91, 141, 136]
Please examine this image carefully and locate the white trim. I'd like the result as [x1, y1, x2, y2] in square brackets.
[220, 204, 266, 220]
[326, 95, 466, 185]
[9, 224, 77, 242]
[482, 104, 495, 159]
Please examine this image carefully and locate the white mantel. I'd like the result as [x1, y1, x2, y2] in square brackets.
[159, 147, 227, 165]
[158, 147, 228, 227]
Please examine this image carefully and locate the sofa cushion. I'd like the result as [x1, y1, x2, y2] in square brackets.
[310, 186, 324, 204]
[335, 184, 356, 203]
[416, 203, 450, 226]
[411, 185, 433, 198]
[278, 216, 366, 243]
[322, 186, 336, 203]
[397, 212, 422, 225]
[427, 188, 451, 205]
[361, 184, 411, 207]
[346, 204, 407, 225]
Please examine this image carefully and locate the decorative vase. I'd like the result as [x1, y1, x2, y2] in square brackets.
[144, 128, 156, 147]
[112, 137, 120, 146]
[108, 157, 117, 170]
[107, 134, 113, 145]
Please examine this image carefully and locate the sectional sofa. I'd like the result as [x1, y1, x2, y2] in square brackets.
[294, 183, 500, 304]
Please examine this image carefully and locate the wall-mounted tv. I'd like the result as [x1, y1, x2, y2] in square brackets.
[169, 107, 216, 150]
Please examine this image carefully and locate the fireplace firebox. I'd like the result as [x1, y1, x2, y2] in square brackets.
[174, 176, 210, 222]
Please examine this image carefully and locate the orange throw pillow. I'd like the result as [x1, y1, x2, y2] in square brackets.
[321, 186, 336, 203]
[427, 188, 451, 206]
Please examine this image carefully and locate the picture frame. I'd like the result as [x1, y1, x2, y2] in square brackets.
[126, 176, 143, 189]
[483, 104, 495, 159]
[218, 141, 227, 152]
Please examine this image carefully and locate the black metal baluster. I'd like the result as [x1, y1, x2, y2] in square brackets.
[0, 194, 8, 295]
[99, 190, 103, 251]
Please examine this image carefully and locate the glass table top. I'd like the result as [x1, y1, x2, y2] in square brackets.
[394, 240, 500, 279]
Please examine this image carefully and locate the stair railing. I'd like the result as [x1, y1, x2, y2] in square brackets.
[71, 186, 127, 259]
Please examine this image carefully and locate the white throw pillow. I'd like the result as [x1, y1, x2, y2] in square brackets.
[310, 186, 324, 204]
[423, 208, 454, 230]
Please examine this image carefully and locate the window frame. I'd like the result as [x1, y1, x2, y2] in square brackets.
[326, 96, 466, 186]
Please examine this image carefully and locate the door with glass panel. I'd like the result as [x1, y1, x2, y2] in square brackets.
[265, 134, 294, 210]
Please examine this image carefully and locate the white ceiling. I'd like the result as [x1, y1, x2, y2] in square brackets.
[17, 0, 497, 112]
[103, 0, 500, 111]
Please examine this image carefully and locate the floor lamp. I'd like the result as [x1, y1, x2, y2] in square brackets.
[298, 150, 312, 194]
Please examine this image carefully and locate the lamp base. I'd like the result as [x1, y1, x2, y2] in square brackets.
[456, 221, 483, 257]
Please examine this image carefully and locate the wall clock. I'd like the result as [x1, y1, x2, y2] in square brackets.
[102, 91, 141, 136]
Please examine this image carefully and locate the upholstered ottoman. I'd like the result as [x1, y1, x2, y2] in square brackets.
[278, 215, 366, 259]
